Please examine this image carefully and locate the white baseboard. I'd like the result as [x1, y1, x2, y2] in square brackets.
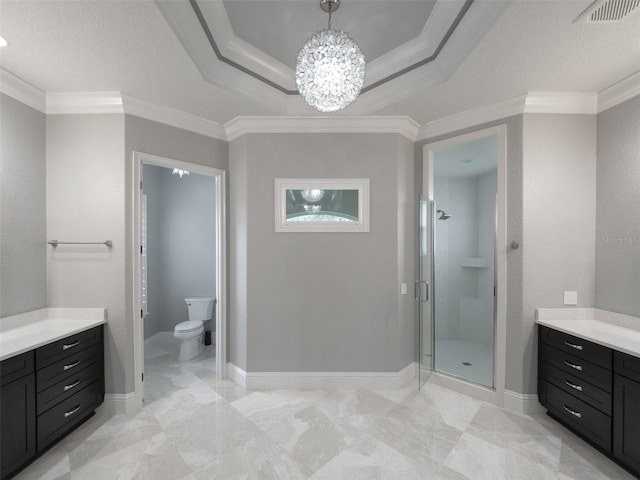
[226, 362, 417, 390]
[103, 392, 139, 415]
[503, 389, 544, 416]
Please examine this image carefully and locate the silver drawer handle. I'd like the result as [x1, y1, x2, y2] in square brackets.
[63, 341, 80, 350]
[564, 360, 583, 371]
[64, 405, 81, 418]
[63, 360, 81, 371]
[564, 340, 583, 351]
[563, 405, 582, 419]
[564, 380, 583, 392]
[63, 380, 81, 391]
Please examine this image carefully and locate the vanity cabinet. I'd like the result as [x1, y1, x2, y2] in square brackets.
[0, 352, 36, 480]
[613, 351, 640, 474]
[0, 325, 104, 479]
[538, 325, 640, 478]
[538, 326, 613, 452]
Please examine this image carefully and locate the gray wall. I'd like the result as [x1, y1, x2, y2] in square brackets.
[419, 114, 598, 395]
[229, 133, 415, 373]
[46, 114, 127, 396]
[0, 94, 47, 317]
[142, 164, 216, 339]
[595, 95, 640, 317]
[417, 115, 525, 394]
[521, 113, 597, 393]
[125, 115, 228, 387]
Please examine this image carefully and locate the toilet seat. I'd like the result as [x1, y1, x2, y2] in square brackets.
[174, 320, 203, 333]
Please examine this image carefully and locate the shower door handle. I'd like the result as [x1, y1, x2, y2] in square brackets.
[415, 281, 429, 302]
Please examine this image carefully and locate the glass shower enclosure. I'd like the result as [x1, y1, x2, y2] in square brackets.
[419, 134, 498, 390]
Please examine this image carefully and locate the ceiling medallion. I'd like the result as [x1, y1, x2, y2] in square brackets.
[295, 0, 366, 113]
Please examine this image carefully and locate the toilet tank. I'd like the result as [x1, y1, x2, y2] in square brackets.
[184, 297, 216, 321]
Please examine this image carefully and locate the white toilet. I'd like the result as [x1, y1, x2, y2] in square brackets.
[174, 296, 215, 361]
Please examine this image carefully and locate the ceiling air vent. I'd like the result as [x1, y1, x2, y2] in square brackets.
[574, 0, 640, 23]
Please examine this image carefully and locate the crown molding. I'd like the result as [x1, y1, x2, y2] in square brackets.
[417, 95, 526, 141]
[598, 70, 640, 113]
[0, 68, 46, 112]
[224, 115, 421, 142]
[46, 92, 124, 114]
[523, 91, 597, 114]
[417, 91, 600, 141]
[122, 94, 227, 141]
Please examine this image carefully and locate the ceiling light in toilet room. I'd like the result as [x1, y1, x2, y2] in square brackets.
[0, 35, 9, 47]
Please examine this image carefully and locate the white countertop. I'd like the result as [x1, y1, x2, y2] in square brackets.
[0, 308, 106, 361]
[536, 308, 640, 359]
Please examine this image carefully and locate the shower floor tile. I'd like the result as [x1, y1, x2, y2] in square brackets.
[434, 339, 494, 388]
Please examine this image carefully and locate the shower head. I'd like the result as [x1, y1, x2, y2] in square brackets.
[437, 209, 452, 220]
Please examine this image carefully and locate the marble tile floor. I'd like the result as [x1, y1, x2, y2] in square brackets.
[15, 348, 637, 480]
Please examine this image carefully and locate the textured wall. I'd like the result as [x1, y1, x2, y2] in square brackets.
[142, 164, 216, 338]
[229, 133, 415, 373]
[47, 114, 127, 395]
[417, 115, 524, 394]
[595, 95, 640, 317]
[521, 113, 597, 393]
[0, 94, 47, 317]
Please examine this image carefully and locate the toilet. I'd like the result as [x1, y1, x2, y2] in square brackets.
[174, 296, 215, 361]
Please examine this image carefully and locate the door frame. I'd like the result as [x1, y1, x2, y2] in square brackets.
[422, 124, 507, 407]
[131, 151, 227, 406]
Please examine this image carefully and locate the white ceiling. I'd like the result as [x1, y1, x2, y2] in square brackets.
[434, 135, 497, 179]
[0, 0, 639, 126]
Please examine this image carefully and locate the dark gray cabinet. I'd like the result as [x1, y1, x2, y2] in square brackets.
[0, 325, 104, 479]
[538, 326, 613, 452]
[0, 352, 36, 480]
[613, 351, 640, 475]
[539, 325, 640, 478]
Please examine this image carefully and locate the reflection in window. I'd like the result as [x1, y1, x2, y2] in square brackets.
[285, 189, 359, 222]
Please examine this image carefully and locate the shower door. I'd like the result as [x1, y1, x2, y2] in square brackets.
[417, 196, 434, 388]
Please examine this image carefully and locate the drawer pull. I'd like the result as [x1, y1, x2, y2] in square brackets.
[564, 360, 583, 372]
[63, 380, 81, 391]
[564, 380, 583, 392]
[564, 340, 583, 351]
[64, 404, 81, 418]
[63, 360, 81, 371]
[62, 341, 80, 350]
[563, 405, 582, 419]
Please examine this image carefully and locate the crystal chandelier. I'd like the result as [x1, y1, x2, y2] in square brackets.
[295, 0, 366, 113]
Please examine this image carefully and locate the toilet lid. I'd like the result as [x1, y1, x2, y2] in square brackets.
[175, 321, 202, 333]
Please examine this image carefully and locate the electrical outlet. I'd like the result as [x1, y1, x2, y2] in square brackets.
[401, 283, 407, 295]
[564, 291, 578, 306]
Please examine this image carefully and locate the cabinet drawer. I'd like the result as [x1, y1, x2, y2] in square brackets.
[540, 326, 612, 369]
[540, 361, 611, 415]
[35, 326, 102, 369]
[37, 379, 102, 451]
[540, 380, 612, 452]
[37, 362, 102, 415]
[0, 351, 34, 387]
[36, 344, 101, 393]
[540, 343, 612, 392]
[614, 351, 640, 383]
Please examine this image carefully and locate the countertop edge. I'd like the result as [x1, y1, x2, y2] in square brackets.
[0, 317, 107, 362]
[536, 318, 640, 359]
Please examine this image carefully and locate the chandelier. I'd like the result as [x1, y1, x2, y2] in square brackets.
[295, 0, 366, 113]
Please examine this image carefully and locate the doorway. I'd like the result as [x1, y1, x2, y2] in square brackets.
[132, 152, 226, 407]
[421, 125, 507, 406]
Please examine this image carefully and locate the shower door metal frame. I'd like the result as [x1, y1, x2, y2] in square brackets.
[420, 125, 507, 407]
[417, 196, 435, 388]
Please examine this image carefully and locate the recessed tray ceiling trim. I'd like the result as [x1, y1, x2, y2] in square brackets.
[189, 0, 473, 97]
